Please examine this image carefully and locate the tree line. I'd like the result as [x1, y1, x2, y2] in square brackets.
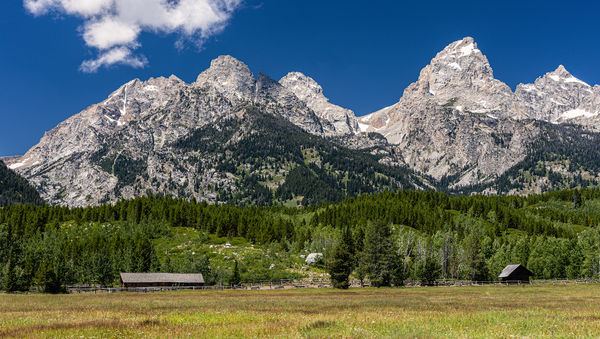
[1, 188, 600, 292]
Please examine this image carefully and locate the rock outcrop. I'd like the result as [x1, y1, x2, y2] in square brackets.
[279, 72, 359, 135]
[513, 65, 600, 127]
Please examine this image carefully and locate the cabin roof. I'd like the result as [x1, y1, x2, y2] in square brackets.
[120, 273, 204, 284]
[498, 264, 533, 278]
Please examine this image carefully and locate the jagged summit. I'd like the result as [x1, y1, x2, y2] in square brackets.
[436, 37, 482, 58]
[422, 37, 509, 108]
[204, 55, 251, 74]
[168, 74, 184, 83]
[279, 72, 324, 100]
[544, 65, 590, 87]
[190, 57, 357, 135]
[429, 37, 488, 75]
[513, 64, 596, 122]
[8, 54, 365, 206]
[554, 64, 569, 75]
[279, 72, 359, 135]
[195, 55, 256, 101]
[359, 36, 513, 139]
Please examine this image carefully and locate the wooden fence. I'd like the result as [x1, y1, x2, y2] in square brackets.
[66, 278, 600, 294]
[66, 278, 332, 294]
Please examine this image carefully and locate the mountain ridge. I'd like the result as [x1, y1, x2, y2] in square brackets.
[7, 37, 600, 206]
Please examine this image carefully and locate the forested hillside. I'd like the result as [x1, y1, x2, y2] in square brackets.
[1, 188, 599, 292]
[0, 160, 43, 207]
[173, 107, 424, 205]
[456, 122, 600, 195]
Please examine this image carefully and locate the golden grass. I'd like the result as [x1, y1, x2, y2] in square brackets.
[1, 284, 599, 338]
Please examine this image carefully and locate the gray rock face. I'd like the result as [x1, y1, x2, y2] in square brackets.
[195, 55, 256, 103]
[254, 72, 326, 135]
[513, 65, 598, 124]
[279, 72, 359, 135]
[417, 37, 514, 118]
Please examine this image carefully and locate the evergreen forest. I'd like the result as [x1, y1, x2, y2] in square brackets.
[2, 188, 600, 292]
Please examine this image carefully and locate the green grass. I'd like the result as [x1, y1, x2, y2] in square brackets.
[1, 284, 599, 338]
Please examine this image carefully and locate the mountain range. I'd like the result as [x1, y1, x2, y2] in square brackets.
[5, 37, 600, 207]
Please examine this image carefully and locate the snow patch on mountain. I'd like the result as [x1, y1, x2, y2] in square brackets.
[9, 162, 25, 170]
[564, 76, 590, 86]
[561, 109, 598, 120]
[459, 42, 478, 56]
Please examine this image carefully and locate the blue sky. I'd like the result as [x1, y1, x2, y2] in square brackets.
[1, 0, 599, 156]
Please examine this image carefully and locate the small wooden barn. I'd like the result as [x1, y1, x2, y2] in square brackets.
[498, 264, 533, 283]
[120, 273, 204, 288]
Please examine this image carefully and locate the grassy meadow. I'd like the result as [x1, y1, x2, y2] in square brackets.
[1, 284, 599, 338]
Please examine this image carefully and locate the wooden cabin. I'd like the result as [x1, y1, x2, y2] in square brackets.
[120, 273, 204, 288]
[498, 264, 533, 283]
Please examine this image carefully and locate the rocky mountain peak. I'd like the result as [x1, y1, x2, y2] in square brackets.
[553, 64, 569, 76]
[206, 55, 252, 75]
[543, 65, 590, 87]
[279, 72, 359, 135]
[429, 37, 488, 75]
[359, 37, 513, 135]
[168, 74, 184, 83]
[279, 72, 324, 101]
[513, 65, 595, 122]
[397, 37, 513, 117]
[436, 37, 482, 59]
[195, 55, 256, 100]
[356, 37, 530, 183]
[10, 41, 600, 207]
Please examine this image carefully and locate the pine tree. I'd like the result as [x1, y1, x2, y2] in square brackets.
[132, 234, 157, 272]
[573, 190, 583, 208]
[328, 227, 354, 289]
[414, 249, 441, 286]
[359, 222, 398, 287]
[4, 258, 18, 292]
[463, 233, 488, 281]
[35, 261, 63, 294]
[230, 260, 241, 286]
[194, 254, 214, 285]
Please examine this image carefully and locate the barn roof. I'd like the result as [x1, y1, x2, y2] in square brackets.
[498, 264, 533, 278]
[120, 273, 204, 284]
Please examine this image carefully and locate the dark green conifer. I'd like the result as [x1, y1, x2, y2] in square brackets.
[328, 227, 354, 289]
[230, 260, 241, 286]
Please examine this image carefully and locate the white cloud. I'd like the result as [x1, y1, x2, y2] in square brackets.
[24, 0, 242, 71]
[83, 17, 140, 50]
[24, 0, 113, 17]
[80, 46, 147, 73]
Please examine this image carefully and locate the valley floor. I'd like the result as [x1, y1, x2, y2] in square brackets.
[1, 284, 599, 338]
